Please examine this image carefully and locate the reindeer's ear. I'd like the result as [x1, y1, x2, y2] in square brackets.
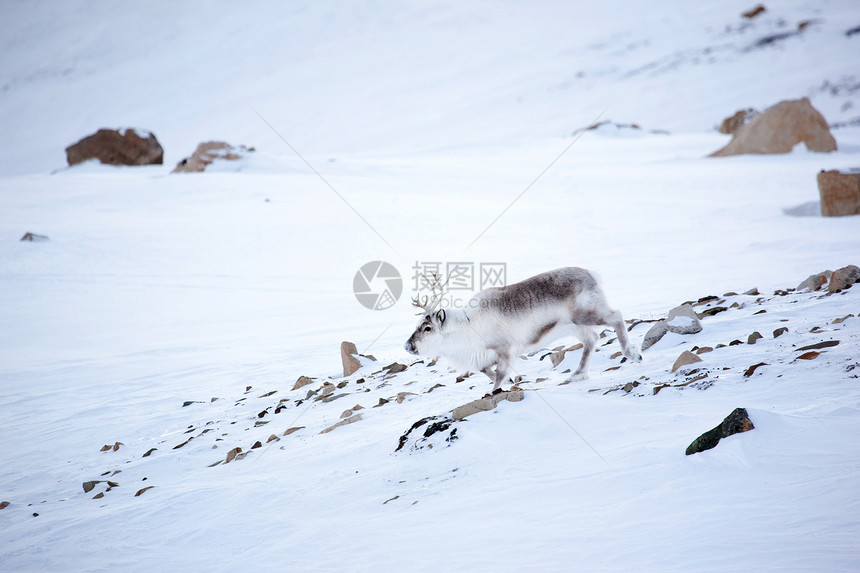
[435, 309, 446, 327]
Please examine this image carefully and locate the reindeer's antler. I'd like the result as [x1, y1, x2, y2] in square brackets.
[411, 272, 449, 315]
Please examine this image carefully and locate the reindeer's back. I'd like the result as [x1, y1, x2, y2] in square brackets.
[475, 267, 599, 315]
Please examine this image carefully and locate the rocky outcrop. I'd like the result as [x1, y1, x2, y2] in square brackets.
[65, 128, 163, 166]
[686, 408, 755, 455]
[710, 98, 837, 157]
[171, 141, 252, 173]
[818, 170, 860, 217]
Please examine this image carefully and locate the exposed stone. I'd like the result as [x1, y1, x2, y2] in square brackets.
[396, 392, 418, 404]
[818, 170, 860, 217]
[320, 413, 362, 434]
[550, 343, 583, 367]
[171, 141, 252, 173]
[395, 415, 458, 452]
[671, 350, 703, 372]
[773, 327, 789, 338]
[341, 341, 362, 376]
[833, 314, 855, 324]
[685, 408, 755, 455]
[283, 427, 304, 436]
[695, 346, 713, 355]
[744, 288, 760, 296]
[710, 98, 837, 157]
[744, 362, 768, 377]
[697, 306, 727, 319]
[291, 376, 314, 391]
[718, 109, 757, 135]
[641, 320, 669, 351]
[742, 5, 766, 19]
[65, 128, 163, 166]
[451, 389, 525, 420]
[666, 304, 703, 335]
[20, 232, 49, 242]
[797, 271, 832, 291]
[828, 265, 860, 292]
[796, 340, 839, 352]
[747, 331, 764, 344]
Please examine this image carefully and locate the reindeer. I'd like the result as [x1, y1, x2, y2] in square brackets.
[404, 267, 641, 392]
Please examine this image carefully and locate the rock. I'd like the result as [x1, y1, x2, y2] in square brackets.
[0, 501, 9, 510]
[65, 128, 163, 166]
[742, 5, 766, 19]
[171, 141, 251, 173]
[797, 351, 820, 360]
[718, 108, 757, 135]
[395, 392, 417, 404]
[685, 408, 755, 455]
[666, 304, 703, 335]
[383, 362, 408, 375]
[671, 350, 703, 372]
[550, 343, 583, 367]
[695, 346, 713, 355]
[747, 331, 764, 344]
[320, 413, 362, 434]
[292, 376, 314, 391]
[224, 447, 242, 463]
[797, 271, 832, 291]
[697, 307, 727, 319]
[283, 426, 304, 436]
[828, 265, 860, 292]
[744, 362, 768, 377]
[341, 341, 362, 376]
[710, 98, 837, 157]
[744, 287, 760, 296]
[817, 170, 860, 217]
[134, 486, 156, 497]
[833, 314, 855, 324]
[773, 327, 788, 338]
[396, 415, 458, 452]
[82, 481, 101, 493]
[20, 232, 49, 242]
[451, 389, 525, 420]
[641, 321, 669, 351]
[796, 340, 839, 352]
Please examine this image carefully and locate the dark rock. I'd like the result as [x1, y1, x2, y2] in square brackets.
[697, 306, 728, 319]
[796, 340, 839, 352]
[66, 128, 163, 166]
[685, 408, 755, 455]
[773, 327, 789, 338]
[748, 331, 764, 344]
[396, 415, 459, 452]
[818, 170, 860, 217]
[744, 362, 768, 377]
[742, 5, 766, 19]
[641, 320, 669, 351]
[20, 232, 49, 242]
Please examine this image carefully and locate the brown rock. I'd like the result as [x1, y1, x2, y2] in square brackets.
[292, 376, 314, 391]
[828, 265, 860, 292]
[172, 141, 251, 173]
[320, 413, 362, 434]
[66, 128, 163, 166]
[718, 109, 756, 134]
[742, 5, 766, 19]
[710, 98, 836, 157]
[20, 232, 49, 242]
[451, 389, 524, 420]
[671, 350, 703, 372]
[282, 427, 305, 436]
[685, 408, 755, 455]
[747, 331, 764, 344]
[341, 341, 362, 376]
[818, 170, 860, 217]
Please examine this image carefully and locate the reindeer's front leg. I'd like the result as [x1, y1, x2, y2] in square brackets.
[491, 353, 512, 393]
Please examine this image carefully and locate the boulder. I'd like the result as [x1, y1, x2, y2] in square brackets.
[171, 141, 252, 173]
[718, 108, 757, 135]
[65, 128, 163, 166]
[828, 265, 860, 293]
[641, 321, 669, 351]
[685, 408, 755, 455]
[671, 350, 702, 372]
[341, 341, 362, 376]
[797, 271, 832, 291]
[817, 170, 860, 217]
[666, 304, 703, 335]
[710, 98, 837, 157]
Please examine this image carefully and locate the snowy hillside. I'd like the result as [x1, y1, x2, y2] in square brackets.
[2, 1, 860, 571]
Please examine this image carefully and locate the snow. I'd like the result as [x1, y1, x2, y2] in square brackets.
[2, 1, 860, 571]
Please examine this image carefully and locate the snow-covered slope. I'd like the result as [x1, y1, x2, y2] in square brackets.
[1, 1, 860, 571]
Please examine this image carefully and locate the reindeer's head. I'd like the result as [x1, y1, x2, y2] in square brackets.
[403, 273, 448, 357]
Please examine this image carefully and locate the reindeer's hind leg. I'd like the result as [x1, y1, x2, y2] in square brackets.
[490, 351, 513, 392]
[603, 309, 642, 363]
[568, 325, 598, 382]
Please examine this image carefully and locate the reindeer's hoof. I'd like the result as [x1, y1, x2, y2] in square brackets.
[491, 388, 504, 396]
